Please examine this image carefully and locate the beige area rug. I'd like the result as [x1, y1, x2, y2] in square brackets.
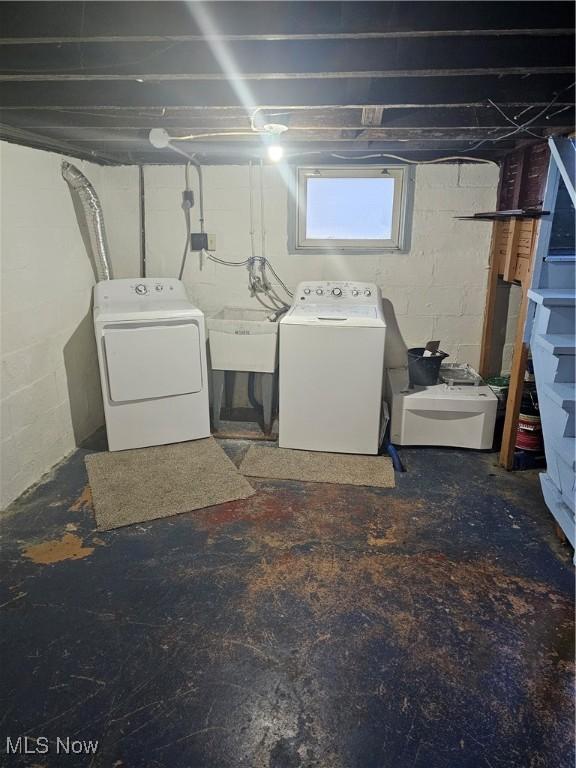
[85, 437, 255, 530]
[239, 445, 395, 488]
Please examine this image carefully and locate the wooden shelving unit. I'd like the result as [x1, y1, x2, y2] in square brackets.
[478, 142, 550, 469]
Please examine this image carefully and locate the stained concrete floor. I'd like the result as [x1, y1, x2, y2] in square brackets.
[0, 434, 574, 768]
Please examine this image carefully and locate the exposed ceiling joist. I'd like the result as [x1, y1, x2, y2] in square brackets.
[2, 102, 570, 112]
[0, 1, 572, 165]
[1, 36, 572, 76]
[0, 1, 572, 39]
[32, 128, 535, 144]
[1, 75, 573, 109]
[0, 122, 119, 163]
[4, 105, 573, 132]
[1, 29, 574, 44]
[1, 67, 571, 83]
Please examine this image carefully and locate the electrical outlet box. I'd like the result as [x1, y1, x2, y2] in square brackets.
[190, 233, 208, 251]
[190, 233, 216, 251]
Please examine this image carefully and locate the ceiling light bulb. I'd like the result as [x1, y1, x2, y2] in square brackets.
[267, 144, 284, 162]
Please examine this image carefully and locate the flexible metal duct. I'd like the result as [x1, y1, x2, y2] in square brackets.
[61, 161, 113, 281]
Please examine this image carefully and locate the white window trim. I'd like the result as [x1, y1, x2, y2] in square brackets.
[289, 165, 414, 254]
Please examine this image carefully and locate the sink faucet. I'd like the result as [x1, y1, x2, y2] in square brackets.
[268, 306, 289, 322]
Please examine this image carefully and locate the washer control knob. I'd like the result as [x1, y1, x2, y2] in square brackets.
[304, 288, 311, 294]
[332, 287, 342, 297]
[135, 283, 148, 295]
[351, 289, 359, 296]
[155, 283, 163, 292]
[316, 288, 323, 295]
[364, 289, 372, 297]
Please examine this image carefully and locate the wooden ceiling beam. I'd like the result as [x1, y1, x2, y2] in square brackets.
[0, 74, 572, 109]
[0, 67, 571, 83]
[0, 1, 572, 40]
[37, 140, 519, 149]
[25, 127, 554, 143]
[5, 106, 573, 131]
[9, 139, 511, 155]
[0, 123, 118, 163]
[0, 1, 571, 165]
[2, 102, 569, 113]
[1, 29, 574, 45]
[0, 36, 572, 76]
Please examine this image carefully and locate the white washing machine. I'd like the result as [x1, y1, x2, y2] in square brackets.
[94, 278, 210, 451]
[279, 281, 386, 454]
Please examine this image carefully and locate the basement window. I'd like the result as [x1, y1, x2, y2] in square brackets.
[291, 166, 412, 253]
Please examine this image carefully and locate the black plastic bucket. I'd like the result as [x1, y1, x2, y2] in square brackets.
[407, 347, 449, 387]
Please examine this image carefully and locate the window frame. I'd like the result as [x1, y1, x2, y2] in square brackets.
[289, 164, 414, 254]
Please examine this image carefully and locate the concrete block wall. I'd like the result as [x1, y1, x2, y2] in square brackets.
[0, 150, 500, 506]
[98, 165, 140, 279]
[132, 161, 499, 366]
[0, 141, 104, 508]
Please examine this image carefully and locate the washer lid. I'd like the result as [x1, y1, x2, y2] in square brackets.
[282, 304, 385, 327]
[103, 321, 202, 403]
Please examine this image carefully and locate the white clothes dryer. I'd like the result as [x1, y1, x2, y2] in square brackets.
[93, 278, 210, 451]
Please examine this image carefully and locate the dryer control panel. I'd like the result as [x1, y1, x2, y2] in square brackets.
[294, 281, 381, 305]
[94, 278, 189, 307]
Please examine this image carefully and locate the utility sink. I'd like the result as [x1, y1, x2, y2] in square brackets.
[207, 307, 279, 373]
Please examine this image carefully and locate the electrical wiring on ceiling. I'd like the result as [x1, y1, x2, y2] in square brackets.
[544, 104, 572, 120]
[468, 83, 575, 151]
[171, 107, 285, 143]
[247, 90, 574, 164]
[328, 153, 498, 165]
[486, 99, 542, 139]
[172, 131, 256, 140]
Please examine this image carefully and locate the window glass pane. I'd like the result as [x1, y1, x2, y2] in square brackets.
[305, 176, 395, 240]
